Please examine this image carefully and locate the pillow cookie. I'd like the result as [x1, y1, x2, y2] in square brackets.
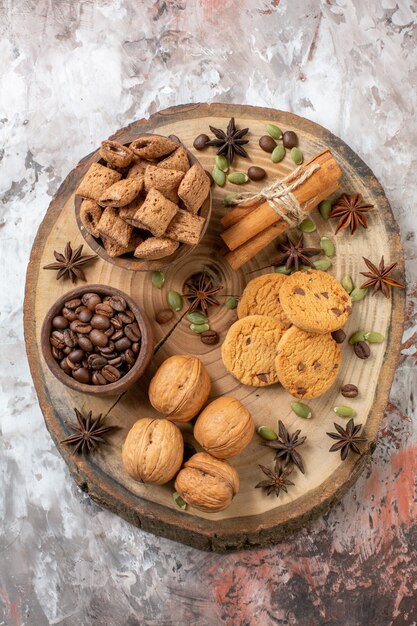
[237, 273, 291, 328]
[76, 163, 121, 202]
[178, 164, 211, 214]
[275, 326, 342, 399]
[221, 315, 286, 387]
[279, 269, 352, 334]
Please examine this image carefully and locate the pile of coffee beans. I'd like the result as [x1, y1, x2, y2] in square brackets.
[49, 292, 141, 385]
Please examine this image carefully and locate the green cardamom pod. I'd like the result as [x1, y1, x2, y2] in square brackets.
[348, 330, 367, 345]
[151, 270, 165, 289]
[350, 287, 368, 302]
[364, 331, 385, 344]
[167, 290, 183, 312]
[271, 145, 286, 163]
[266, 124, 283, 139]
[215, 154, 229, 172]
[275, 266, 292, 275]
[190, 322, 210, 334]
[319, 199, 332, 219]
[299, 218, 316, 233]
[341, 275, 354, 294]
[224, 192, 237, 206]
[227, 172, 249, 185]
[225, 296, 238, 309]
[172, 492, 187, 510]
[212, 166, 226, 187]
[291, 401, 312, 419]
[313, 258, 332, 271]
[257, 426, 278, 441]
[290, 147, 304, 165]
[334, 405, 357, 418]
[320, 236, 335, 257]
[186, 311, 208, 324]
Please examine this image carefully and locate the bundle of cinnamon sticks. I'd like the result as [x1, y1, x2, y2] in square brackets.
[220, 149, 342, 270]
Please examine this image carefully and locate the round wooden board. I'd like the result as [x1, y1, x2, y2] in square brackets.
[24, 103, 405, 552]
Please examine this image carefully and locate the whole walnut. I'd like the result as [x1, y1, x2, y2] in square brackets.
[148, 355, 211, 422]
[122, 418, 183, 484]
[194, 396, 255, 459]
[174, 452, 240, 512]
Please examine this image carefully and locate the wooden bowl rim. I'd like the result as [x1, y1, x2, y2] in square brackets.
[40, 284, 155, 395]
[74, 133, 212, 272]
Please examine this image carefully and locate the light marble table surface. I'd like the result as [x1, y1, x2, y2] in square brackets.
[1, 1, 416, 624]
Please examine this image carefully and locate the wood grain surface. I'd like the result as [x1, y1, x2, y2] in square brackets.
[24, 103, 405, 552]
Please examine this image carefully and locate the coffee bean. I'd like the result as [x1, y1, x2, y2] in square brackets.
[282, 130, 298, 148]
[131, 342, 140, 354]
[59, 357, 72, 374]
[70, 320, 92, 334]
[108, 295, 127, 312]
[193, 134, 209, 150]
[111, 329, 124, 342]
[331, 329, 346, 344]
[124, 349, 136, 365]
[115, 336, 132, 352]
[64, 298, 82, 310]
[125, 323, 141, 342]
[107, 355, 124, 367]
[102, 364, 121, 383]
[87, 354, 108, 370]
[95, 303, 114, 317]
[92, 371, 107, 385]
[118, 310, 135, 324]
[200, 330, 219, 345]
[110, 315, 123, 330]
[62, 307, 77, 322]
[82, 358, 89, 369]
[156, 309, 174, 324]
[77, 336, 93, 352]
[62, 329, 77, 347]
[341, 384, 359, 398]
[354, 341, 371, 359]
[52, 315, 68, 330]
[63, 346, 72, 355]
[72, 367, 91, 384]
[259, 135, 277, 153]
[91, 314, 111, 330]
[89, 329, 109, 348]
[104, 326, 115, 337]
[51, 346, 63, 360]
[247, 166, 266, 181]
[50, 331, 65, 349]
[67, 349, 85, 363]
[82, 292, 102, 311]
[75, 306, 93, 323]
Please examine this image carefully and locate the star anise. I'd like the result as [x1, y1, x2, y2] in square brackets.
[329, 193, 373, 235]
[263, 420, 306, 473]
[271, 234, 321, 271]
[60, 408, 115, 455]
[183, 272, 223, 315]
[206, 117, 249, 165]
[255, 463, 294, 497]
[326, 418, 366, 461]
[43, 241, 96, 283]
[360, 256, 405, 298]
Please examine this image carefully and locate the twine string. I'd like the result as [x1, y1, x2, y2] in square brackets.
[230, 163, 321, 226]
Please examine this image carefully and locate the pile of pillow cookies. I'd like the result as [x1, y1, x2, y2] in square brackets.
[75, 135, 211, 260]
[221, 269, 352, 399]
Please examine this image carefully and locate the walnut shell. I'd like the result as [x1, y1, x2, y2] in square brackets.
[122, 418, 183, 485]
[174, 452, 240, 512]
[194, 396, 255, 459]
[148, 355, 211, 422]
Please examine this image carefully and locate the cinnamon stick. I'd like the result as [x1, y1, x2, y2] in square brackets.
[221, 150, 341, 254]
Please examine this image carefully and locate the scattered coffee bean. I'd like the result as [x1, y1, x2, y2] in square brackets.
[200, 330, 219, 345]
[193, 134, 209, 150]
[52, 316, 68, 330]
[282, 130, 298, 148]
[156, 309, 174, 324]
[354, 341, 371, 359]
[259, 135, 277, 153]
[247, 166, 266, 181]
[331, 329, 346, 344]
[341, 384, 358, 398]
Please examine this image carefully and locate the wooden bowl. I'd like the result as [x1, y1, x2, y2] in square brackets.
[40, 284, 154, 396]
[74, 134, 212, 271]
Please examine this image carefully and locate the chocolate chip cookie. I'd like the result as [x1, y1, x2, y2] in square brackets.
[275, 325, 342, 399]
[237, 273, 291, 328]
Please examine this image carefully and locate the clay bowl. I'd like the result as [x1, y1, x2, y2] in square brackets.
[41, 284, 154, 396]
[74, 134, 212, 271]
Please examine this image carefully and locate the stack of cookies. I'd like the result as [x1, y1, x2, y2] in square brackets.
[221, 269, 352, 400]
[75, 135, 211, 261]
